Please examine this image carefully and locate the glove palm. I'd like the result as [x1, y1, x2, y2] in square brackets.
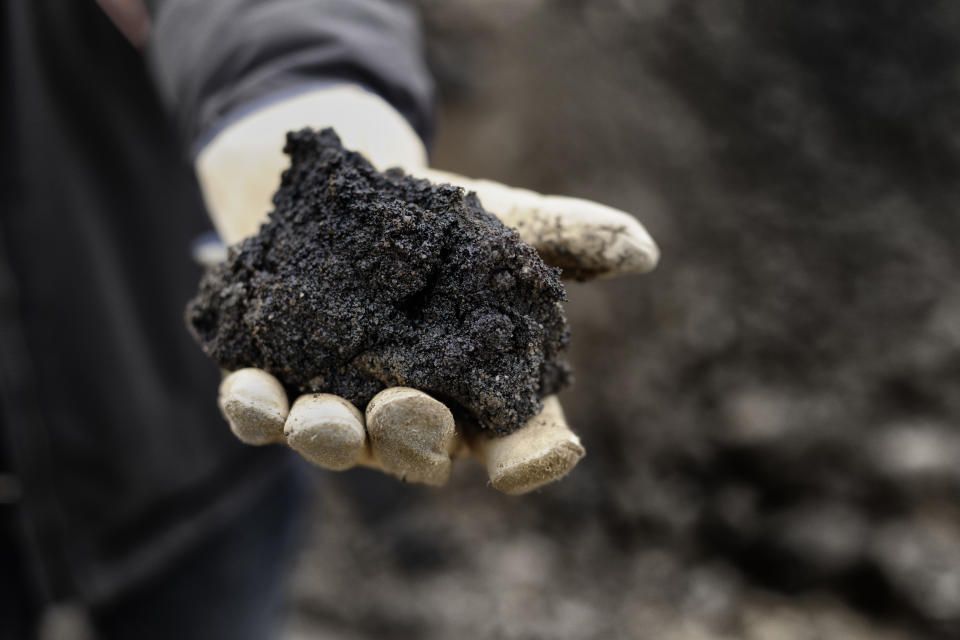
[196, 85, 658, 493]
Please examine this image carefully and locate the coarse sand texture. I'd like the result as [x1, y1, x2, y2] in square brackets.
[187, 128, 571, 434]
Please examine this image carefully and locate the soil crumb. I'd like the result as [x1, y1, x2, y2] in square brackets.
[186, 128, 571, 434]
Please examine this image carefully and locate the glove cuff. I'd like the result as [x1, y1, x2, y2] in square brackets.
[195, 84, 428, 245]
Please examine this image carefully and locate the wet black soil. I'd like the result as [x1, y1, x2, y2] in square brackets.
[186, 128, 570, 434]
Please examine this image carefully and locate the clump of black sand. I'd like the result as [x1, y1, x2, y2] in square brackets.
[187, 128, 571, 435]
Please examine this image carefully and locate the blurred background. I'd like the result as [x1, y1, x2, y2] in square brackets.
[277, 1, 960, 639]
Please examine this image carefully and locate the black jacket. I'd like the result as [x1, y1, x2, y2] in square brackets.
[1, 0, 432, 605]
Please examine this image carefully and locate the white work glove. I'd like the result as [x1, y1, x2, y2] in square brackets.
[196, 85, 659, 494]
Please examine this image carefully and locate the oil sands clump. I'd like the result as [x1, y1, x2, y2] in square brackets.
[186, 128, 571, 435]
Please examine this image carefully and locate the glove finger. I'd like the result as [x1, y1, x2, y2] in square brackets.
[284, 394, 367, 471]
[471, 396, 585, 495]
[218, 368, 289, 445]
[365, 387, 458, 487]
[419, 169, 659, 280]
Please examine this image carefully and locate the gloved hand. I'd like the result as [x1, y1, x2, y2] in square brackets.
[195, 85, 659, 494]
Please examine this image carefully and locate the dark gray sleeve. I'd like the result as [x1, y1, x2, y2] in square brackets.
[144, 0, 435, 154]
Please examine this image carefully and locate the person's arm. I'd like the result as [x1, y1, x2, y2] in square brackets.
[145, 1, 659, 493]
[144, 0, 434, 154]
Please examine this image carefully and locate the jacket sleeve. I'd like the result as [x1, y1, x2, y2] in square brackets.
[144, 0, 435, 154]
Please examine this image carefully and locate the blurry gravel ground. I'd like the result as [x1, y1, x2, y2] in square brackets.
[287, 2, 960, 638]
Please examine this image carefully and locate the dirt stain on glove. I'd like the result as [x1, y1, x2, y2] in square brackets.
[186, 128, 571, 434]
